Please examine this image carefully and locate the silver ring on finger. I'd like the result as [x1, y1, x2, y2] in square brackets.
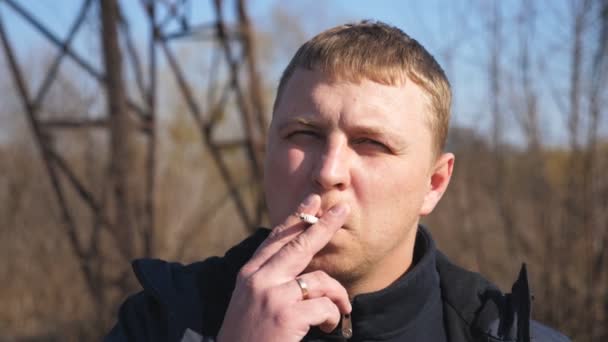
[295, 277, 309, 300]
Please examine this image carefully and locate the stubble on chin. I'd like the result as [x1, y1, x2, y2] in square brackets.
[304, 247, 368, 289]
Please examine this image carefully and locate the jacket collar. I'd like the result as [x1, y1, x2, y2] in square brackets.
[348, 226, 441, 339]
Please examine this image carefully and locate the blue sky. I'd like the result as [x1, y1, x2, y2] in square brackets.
[1, 1, 603, 146]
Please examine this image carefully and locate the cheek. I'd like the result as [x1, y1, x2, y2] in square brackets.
[286, 148, 307, 173]
[353, 161, 428, 222]
[264, 145, 310, 224]
[355, 159, 418, 194]
[266, 144, 305, 176]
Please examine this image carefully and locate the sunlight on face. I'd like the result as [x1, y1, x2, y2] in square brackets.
[264, 69, 447, 292]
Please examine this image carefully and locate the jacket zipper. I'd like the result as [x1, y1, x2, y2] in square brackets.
[341, 313, 352, 339]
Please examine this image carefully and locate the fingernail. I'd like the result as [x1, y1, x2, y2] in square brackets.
[329, 204, 348, 216]
[302, 194, 315, 206]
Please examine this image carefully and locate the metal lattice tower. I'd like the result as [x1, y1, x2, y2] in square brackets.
[0, 0, 267, 328]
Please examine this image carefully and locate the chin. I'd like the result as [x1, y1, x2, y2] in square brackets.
[305, 249, 363, 285]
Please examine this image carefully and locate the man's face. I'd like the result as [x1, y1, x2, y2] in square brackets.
[264, 69, 449, 286]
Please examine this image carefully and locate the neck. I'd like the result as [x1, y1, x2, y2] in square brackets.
[344, 225, 418, 297]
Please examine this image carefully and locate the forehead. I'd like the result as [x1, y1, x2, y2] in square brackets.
[273, 69, 431, 135]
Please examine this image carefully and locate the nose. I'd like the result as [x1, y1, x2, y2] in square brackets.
[312, 137, 351, 191]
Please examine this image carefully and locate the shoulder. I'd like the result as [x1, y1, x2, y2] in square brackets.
[105, 228, 270, 342]
[435, 252, 570, 342]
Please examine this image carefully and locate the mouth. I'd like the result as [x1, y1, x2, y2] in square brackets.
[314, 197, 351, 228]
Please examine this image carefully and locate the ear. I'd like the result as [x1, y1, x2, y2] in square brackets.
[419, 153, 454, 216]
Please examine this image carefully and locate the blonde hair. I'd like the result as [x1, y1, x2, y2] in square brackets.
[274, 20, 452, 154]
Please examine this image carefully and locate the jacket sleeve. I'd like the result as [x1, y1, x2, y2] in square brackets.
[104, 291, 218, 342]
[104, 291, 168, 342]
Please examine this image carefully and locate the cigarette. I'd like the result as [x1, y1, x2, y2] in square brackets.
[298, 213, 319, 224]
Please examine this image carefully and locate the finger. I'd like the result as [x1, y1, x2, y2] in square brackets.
[281, 271, 351, 314]
[256, 203, 350, 281]
[240, 194, 321, 277]
[294, 297, 342, 333]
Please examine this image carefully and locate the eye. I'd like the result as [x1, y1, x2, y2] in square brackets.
[285, 130, 321, 141]
[352, 138, 390, 152]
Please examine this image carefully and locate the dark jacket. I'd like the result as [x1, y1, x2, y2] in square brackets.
[105, 228, 570, 342]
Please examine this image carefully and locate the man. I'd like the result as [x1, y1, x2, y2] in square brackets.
[106, 21, 569, 342]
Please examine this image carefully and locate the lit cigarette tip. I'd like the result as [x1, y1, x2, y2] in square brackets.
[298, 213, 319, 224]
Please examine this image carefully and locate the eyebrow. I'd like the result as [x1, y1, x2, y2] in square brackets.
[349, 125, 394, 140]
[277, 116, 326, 131]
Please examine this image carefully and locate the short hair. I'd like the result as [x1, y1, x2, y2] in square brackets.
[273, 20, 452, 155]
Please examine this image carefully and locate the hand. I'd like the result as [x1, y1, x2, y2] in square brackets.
[216, 194, 351, 342]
